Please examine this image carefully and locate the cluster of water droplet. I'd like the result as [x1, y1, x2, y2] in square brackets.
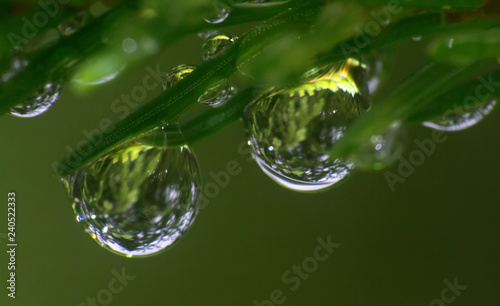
[65, 130, 201, 258]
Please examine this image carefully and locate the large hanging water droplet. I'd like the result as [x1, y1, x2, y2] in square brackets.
[204, 1, 231, 24]
[351, 121, 405, 171]
[228, 0, 290, 8]
[422, 100, 497, 131]
[65, 141, 201, 258]
[244, 60, 367, 192]
[201, 33, 237, 61]
[9, 82, 63, 118]
[164, 64, 236, 107]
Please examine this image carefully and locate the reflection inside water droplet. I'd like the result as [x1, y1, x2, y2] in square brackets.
[201, 33, 237, 61]
[65, 137, 201, 258]
[422, 100, 497, 131]
[10, 81, 63, 118]
[244, 59, 367, 192]
[351, 121, 405, 170]
[204, 1, 231, 24]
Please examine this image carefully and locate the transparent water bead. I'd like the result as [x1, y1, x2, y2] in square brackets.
[10, 82, 63, 118]
[244, 60, 367, 192]
[58, 12, 88, 36]
[163, 64, 195, 90]
[66, 143, 201, 258]
[164, 64, 236, 107]
[202, 33, 237, 61]
[422, 100, 497, 131]
[204, 1, 230, 24]
[228, 0, 290, 7]
[1, 49, 28, 82]
[351, 121, 405, 171]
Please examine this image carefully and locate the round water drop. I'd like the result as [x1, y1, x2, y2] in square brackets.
[204, 1, 231, 24]
[198, 78, 237, 107]
[163, 64, 195, 90]
[244, 61, 367, 192]
[66, 142, 201, 258]
[201, 33, 237, 61]
[10, 82, 63, 118]
[351, 121, 405, 171]
[422, 100, 497, 131]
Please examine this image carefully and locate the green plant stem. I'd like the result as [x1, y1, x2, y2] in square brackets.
[55, 3, 323, 176]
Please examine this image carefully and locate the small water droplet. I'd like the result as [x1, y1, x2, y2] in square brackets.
[244, 60, 367, 192]
[1, 49, 28, 82]
[204, 1, 231, 24]
[58, 12, 88, 36]
[65, 140, 201, 257]
[412, 36, 422, 41]
[163, 64, 196, 90]
[351, 121, 405, 170]
[164, 64, 236, 107]
[447, 38, 454, 49]
[10, 82, 63, 118]
[228, 0, 290, 7]
[201, 33, 237, 61]
[198, 78, 237, 107]
[422, 100, 497, 131]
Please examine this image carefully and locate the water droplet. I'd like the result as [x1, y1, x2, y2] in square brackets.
[198, 78, 237, 107]
[351, 121, 405, 170]
[10, 82, 63, 118]
[244, 60, 367, 192]
[228, 0, 290, 8]
[164, 64, 236, 107]
[422, 100, 497, 131]
[65, 141, 201, 257]
[412, 36, 422, 41]
[202, 33, 237, 61]
[1, 49, 28, 82]
[447, 38, 454, 49]
[363, 49, 393, 95]
[204, 1, 231, 24]
[58, 12, 88, 36]
[163, 64, 196, 90]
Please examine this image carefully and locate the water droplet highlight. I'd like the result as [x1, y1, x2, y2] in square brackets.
[10, 82, 63, 118]
[422, 100, 497, 131]
[65, 141, 201, 258]
[202, 33, 237, 61]
[199, 78, 237, 107]
[204, 1, 231, 24]
[163, 64, 195, 90]
[58, 12, 88, 36]
[244, 60, 367, 192]
[351, 121, 405, 170]
[164, 64, 236, 107]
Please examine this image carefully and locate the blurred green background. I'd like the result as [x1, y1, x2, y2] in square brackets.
[1, 19, 500, 306]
